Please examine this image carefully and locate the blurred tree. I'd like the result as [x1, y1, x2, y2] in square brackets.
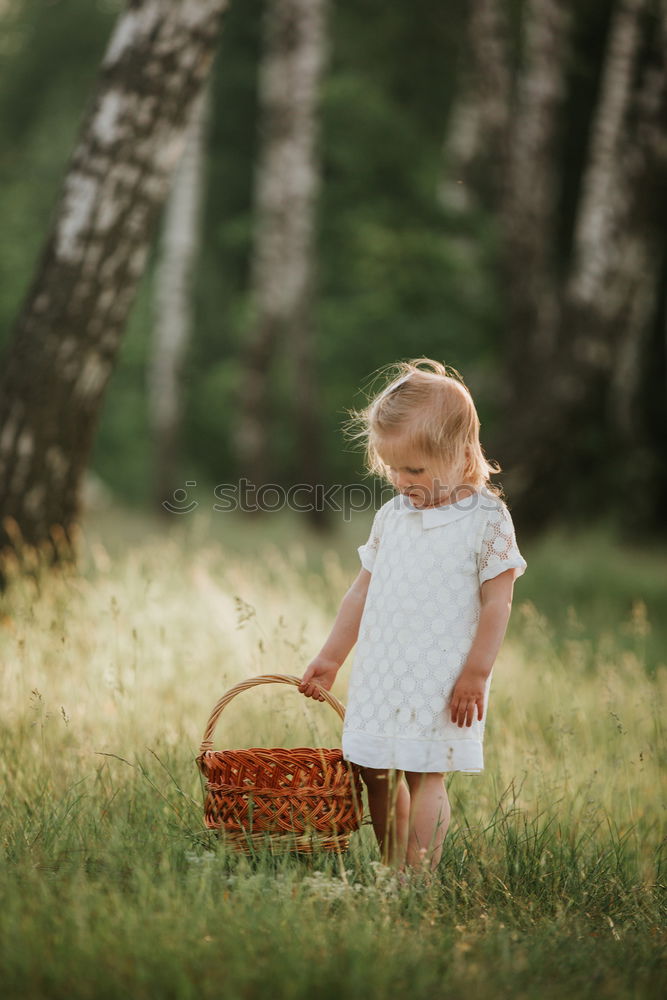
[149, 83, 212, 517]
[0, 0, 228, 587]
[233, 0, 329, 526]
[442, 0, 667, 538]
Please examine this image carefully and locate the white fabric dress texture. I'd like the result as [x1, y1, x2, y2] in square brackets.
[341, 488, 527, 774]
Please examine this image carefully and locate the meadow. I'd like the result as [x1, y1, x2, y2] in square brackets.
[0, 503, 664, 999]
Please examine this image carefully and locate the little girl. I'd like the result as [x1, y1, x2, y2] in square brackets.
[298, 358, 527, 874]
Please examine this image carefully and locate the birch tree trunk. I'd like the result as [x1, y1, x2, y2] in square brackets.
[0, 0, 228, 586]
[442, 0, 667, 535]
[565, 0, 667, 531]
[521, 0, 664, 530]
[149, 83, 211, 515]
[564, 0, 659, 410]
[439, 0, 511, 212]
[501, 0, 570, 375]
[234, 0, 328, 519]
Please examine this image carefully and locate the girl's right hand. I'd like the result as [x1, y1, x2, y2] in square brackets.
[298, 656, 340, 702]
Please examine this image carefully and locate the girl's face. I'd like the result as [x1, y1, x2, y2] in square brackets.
[375, 436, 468, 508]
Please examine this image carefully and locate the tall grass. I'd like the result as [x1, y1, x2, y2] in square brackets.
[0, 505, 664, 999]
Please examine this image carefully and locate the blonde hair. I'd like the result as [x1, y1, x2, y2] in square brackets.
[343, 357, 504, 499]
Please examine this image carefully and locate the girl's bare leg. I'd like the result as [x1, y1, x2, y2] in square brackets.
[403, 772, 451, 872]
[359, 766, 410, 867]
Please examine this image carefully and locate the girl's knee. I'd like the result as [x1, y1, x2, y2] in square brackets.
[404, 771, 446, 792]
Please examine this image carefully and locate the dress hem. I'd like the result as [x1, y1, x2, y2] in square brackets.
[342, 729, 484, 774]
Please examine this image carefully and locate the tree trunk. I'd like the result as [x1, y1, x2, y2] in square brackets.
[442, 0, 667, 537]
[149, 83, 211, 516]
[234, 0, 329, 525]
[501, 0, 570, 376]
[439, 0, 511, 212]
[508, 0, 666, 533]
[0, 0, 228, 588]
[569, 0, 667, 534]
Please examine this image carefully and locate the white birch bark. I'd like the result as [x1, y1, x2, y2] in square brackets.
[439, 0, 510, 211]
[0, 0, 228, 582]
[235, 0, 329, 490]
[503, 0, 571, 364]
[568, 0, 647, 318]
[438, 0, 666, 528]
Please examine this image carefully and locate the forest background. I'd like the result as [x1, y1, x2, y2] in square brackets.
[2, 0, 664, 538]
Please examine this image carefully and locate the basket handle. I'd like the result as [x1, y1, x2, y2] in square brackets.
[198, 673, 346, 755]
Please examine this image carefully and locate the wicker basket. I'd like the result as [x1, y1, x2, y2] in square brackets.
[195, 674, 364, 855]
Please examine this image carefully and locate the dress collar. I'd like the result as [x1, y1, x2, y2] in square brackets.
[389, 488, 491, 530]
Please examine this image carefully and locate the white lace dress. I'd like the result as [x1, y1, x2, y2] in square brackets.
[341, 489, 527, 773]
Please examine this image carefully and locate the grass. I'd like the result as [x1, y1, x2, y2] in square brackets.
[0, 502, 665, 999]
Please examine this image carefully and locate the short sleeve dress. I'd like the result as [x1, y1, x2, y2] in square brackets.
[341, 488, 527, 773]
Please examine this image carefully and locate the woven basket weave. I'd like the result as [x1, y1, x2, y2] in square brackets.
[196, 674, 364, 855]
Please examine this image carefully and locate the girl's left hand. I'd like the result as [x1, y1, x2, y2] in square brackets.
[449, 666, 486, 727]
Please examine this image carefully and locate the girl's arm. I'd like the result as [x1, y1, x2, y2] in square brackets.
[449, 569, 516, 727]
[299, 568, 372, 701]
